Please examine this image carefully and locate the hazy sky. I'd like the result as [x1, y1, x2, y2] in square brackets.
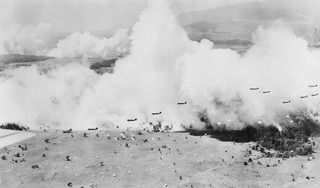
[0, 0, 319, 33]
[0, 0, 264, 33]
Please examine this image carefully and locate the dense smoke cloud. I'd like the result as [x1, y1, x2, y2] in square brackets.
[48, 29, 130, 59]
[180, 22, 320, 129]
[0, 23, 53, 55]
[0, 64, 99, 128]
[0, 23, 130, 59]
[1, 0, 320, 131]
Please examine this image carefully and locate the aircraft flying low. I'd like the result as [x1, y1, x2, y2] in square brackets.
[177, 102, 187, 105]
[282, 100, 291, 104]
[250, 87, 259, 90]
[127, 118, 137, 122]
[308, 84, 318, 88]
[152, 112, 162, 115]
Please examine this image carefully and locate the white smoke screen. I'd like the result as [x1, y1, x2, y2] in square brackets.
[0, 24, 130, 59]
[47, 29, 130, 59]
[0, 23, 54, 55]
[1, 0, 320, 131]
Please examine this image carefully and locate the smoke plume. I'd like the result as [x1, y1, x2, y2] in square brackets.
[1, 0, 320, 131]
[0, 24, 130, 59]
[0, 23, 53, 55]
[47, 29, 130, 59]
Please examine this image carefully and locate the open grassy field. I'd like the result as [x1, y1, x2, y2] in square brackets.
[1, 129, 320, 188]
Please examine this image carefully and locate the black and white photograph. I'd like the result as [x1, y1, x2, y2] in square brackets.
[1, 0, 320, 187]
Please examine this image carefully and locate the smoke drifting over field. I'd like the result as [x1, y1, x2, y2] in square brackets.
[0, 23, 53, 55]
[0, 24, 130, 59]
[1, 0, 320, 131]
[47, 29, 130, 59]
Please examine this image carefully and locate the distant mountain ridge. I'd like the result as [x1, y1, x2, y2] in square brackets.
[0, 54, 53, 64]
[178, 1, 316, 25]
[178, 0, 320, 47]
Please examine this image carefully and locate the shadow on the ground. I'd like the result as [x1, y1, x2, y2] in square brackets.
[180, 126, 278, 143]
[179, 116, 320, 154]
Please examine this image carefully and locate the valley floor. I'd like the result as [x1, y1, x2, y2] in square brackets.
[0, 130, 320, 188]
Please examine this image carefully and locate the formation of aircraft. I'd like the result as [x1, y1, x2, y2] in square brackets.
[249, 82, 320, 105]
[127, 83, 320, 122]
[300, 95, 308, 99]
[127, 101, 191, 122]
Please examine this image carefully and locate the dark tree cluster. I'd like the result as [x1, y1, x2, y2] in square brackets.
[89, 59, 116, 74]
[0, 123, 28, 131]
[255, 116, 319, 157]
[187, 112, 320, 157]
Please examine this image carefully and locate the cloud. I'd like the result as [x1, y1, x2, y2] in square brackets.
[0, 23, 53, 55]
[48, 29, 130, 59]
[1, 0, 320, 131]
